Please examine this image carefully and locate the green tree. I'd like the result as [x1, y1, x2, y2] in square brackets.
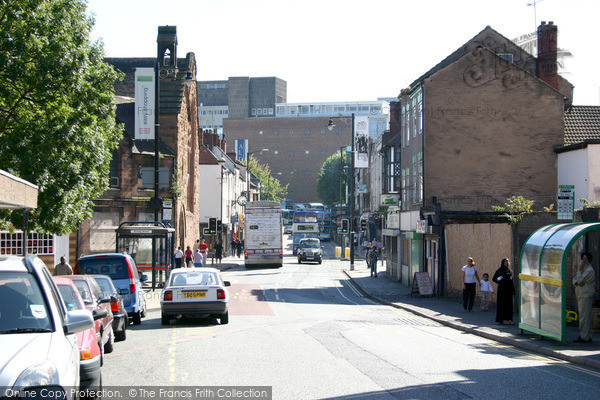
[317, 152, 347, 206]
[0, 0, 122, 234]
[248, 156, 288, 201]
[492, 196, 535, 224]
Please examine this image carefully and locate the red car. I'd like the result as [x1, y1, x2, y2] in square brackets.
[64, 275, 115, 356]
[53, 277, 103, 391]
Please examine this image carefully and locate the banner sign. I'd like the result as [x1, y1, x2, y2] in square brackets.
[357, 184, 367, 194]
[380, 194, 399, 206]
[134, 68, 155, 140]
[235, 139, 248, 163]
[355, 116, 369, 168]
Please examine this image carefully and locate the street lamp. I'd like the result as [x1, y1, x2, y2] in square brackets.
[328, 113, 355, 271]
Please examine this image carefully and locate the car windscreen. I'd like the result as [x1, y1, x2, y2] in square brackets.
[300, 241, 320, 248]
[0, 272, 53, 333]
[56, 284, 84, 311]
[94, 277, 115, 296]
[78, 257, 129, 280]
[170, 271, 218, 287]
[72, 280, 94, 305]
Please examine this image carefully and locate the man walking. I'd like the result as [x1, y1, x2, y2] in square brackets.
[199, 238, 209, 265]
[53, 256, 73, 276]
[573, 252, 596, 343]
[369, 245, 378, 278]
[173, 246, 183, 268]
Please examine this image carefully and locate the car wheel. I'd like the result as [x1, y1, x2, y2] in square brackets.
[220, 311, 229, 325]
[298, 258, 301, 264]
[132, 312, 142, 325]
[161, 313, 170, 326]
[104, 328, 114, 354]
[318, 259, 322, 264]
[115, 323, 126, 342]
[141, 302, 147, 318]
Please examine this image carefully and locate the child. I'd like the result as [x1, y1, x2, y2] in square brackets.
[480, 273, 494, 311]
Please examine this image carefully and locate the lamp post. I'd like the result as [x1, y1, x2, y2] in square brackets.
[328, 113, 355, 271]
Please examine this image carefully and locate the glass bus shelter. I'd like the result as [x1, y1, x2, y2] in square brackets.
[116, 221, 175, 290]
[520, 223, 600, 344]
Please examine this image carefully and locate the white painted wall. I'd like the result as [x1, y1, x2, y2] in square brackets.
[587, 145, 600, 204]
[199, 165, 221, 223]
[400, 210, 420, 231]
[558, 147, 589, 209]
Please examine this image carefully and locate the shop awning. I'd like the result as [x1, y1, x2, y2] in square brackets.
[0, 170, 38, 209]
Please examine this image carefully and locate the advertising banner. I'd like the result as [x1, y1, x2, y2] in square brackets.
[134, 68, 155, 140]
[355, 116, 369, 168]
[235, 139, 248, 163]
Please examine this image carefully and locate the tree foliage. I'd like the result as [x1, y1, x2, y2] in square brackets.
[492, 196, 534, 224]
[248, 156, 288, 201]
[317, 152, 347, 206]
[0, 0, 123, 234]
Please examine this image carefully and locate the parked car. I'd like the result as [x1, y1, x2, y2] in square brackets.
[92, 275, 128, 341]
[284, 225, 293, 234]
[0, 256, 93, 399]
[53, 277, 103, 392]
[64, 275, 115, 356]
[160, 268, 230, 326]
[297, 238, 323, 264]
[75, 253, 147, 325]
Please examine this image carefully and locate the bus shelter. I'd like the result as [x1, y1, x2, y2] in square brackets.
[519, 223, 600, 344]
[116, 222, 175, 290]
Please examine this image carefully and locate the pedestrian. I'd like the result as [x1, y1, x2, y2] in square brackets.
[572, 252, 596, 343]
[480, 273, 493, 311]
[365, 242, 372, 269]
[185, 246, 193, 267]
[461, 257, 480, 312]
[493, 258, 515, 324]
[173, 246, 183, 268]
[214, 241, 223, 265]
[236, 240, 243, 258]
[199, 238, 209, 265]
[53, 256, 73, 276]
[193, 249, 203, 268]
[369, 245, 378, 277]
[362, 238, 368, 254]
[231, 238, 237, 257]
[193, 239, 200, 253]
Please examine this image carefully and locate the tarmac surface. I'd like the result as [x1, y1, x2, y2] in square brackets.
[342, 262, 600, 372]
[142, 252, 600, 372]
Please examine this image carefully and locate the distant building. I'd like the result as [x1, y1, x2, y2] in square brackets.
[224, 100, 389, 203]
[198, 77, 287, 133]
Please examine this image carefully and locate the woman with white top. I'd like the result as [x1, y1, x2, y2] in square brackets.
[461, 257, 480, 312]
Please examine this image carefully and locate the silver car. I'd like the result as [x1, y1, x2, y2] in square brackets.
[0, 256, 93, 399]
[160, 268, 231, 325]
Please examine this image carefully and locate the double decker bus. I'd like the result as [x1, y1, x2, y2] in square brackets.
[317, 210, 332, 241]
[292, 211, 318, 255]
[282, 209, 294, 232]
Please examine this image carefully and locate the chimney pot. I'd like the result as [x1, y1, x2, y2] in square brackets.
[541, 21, 546, 25]
[549, 21, 554, 25]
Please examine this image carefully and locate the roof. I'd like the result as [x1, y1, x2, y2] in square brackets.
[563, 106, 600, 145]
[106, 56, 194, 114]
[406, 26, 537, 92]
[115, 102, 176, 156]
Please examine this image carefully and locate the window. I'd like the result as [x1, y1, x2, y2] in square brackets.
[305, 150, 309, 154]
[498, 53, 514, 63]
[268, 108, 274, 115]
[259, 131, 263, 135]
[305, 129, 310, 134]
[0, 232, 54, 255]
[257, 109, 262, 115]
[321, 129, 325, 133]
[251, 109, 256, 115]
[109, 150, 119, 188]
[305, 170, 309, 175]
[263, 108, 267, 115]
[274, 130, 279, 135]
[418, 159, 423, 202]
[412, 165, 417, 204]
[289, 150, 294, 155]
[321, 149, 325, 154]
[274, 150, 279, 155]
[337, 129, 341, 134]
[290, 130, 294, 134]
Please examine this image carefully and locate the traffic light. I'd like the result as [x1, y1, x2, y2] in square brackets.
[341, 219, 349, 233]
[360, 219, 367, 231]
[208, 218, 217, 234]
[216, 219, 223, 232]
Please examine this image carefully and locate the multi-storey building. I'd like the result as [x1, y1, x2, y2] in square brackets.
[224, 100, 389, 203]
[384, 22, 571, 295]
[198, 77, 287, 132]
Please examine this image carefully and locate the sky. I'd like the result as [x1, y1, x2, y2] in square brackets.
[86, 0, 600, 106]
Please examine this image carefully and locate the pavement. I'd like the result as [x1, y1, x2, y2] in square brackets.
[342, 263, 600, 372]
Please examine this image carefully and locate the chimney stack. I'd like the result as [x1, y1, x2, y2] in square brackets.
[537, 21, 559, 90]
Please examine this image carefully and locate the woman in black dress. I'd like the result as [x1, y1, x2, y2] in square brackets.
[493, 258, 515, 325]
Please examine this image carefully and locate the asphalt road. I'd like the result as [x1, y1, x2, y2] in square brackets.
[101, 236, 600, 399]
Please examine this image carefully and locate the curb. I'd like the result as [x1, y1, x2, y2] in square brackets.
[341, 269, 600, 372]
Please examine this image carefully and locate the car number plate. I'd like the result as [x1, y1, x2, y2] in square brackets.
[306, 257, 314, 260]
[183, 291, 206, 298]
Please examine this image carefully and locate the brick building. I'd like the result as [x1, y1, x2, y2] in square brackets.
[223, 116, 352, 203]
[74, 26, 200, 259]
[383, 22, 572, 294]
